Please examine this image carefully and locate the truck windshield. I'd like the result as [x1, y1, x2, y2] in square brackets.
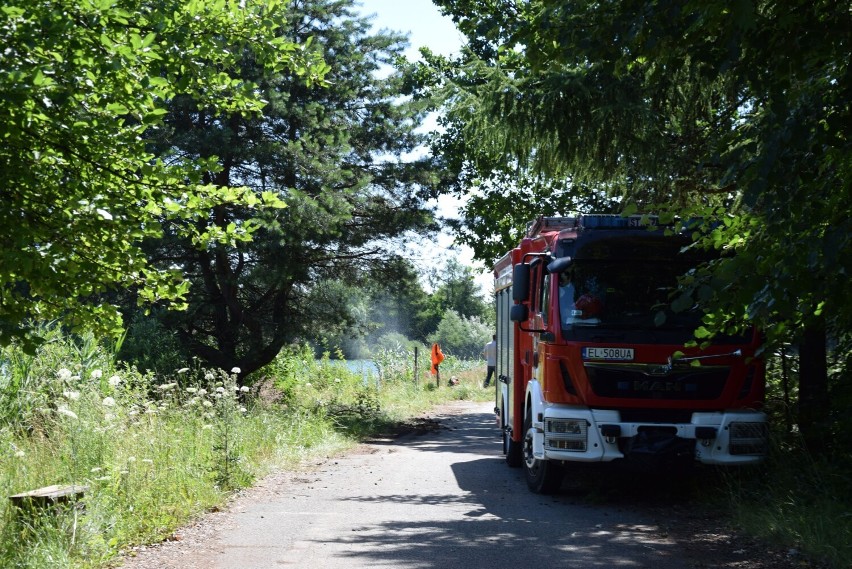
[558, 259, 701, 332]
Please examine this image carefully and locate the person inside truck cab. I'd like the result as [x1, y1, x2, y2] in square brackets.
[559, 270, 604, 323]
[558, 271, 578, 325]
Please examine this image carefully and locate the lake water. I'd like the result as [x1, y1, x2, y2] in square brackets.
[340, 359, 379, 376]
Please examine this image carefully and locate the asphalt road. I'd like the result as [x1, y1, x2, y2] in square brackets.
[120, 401, 787, 569]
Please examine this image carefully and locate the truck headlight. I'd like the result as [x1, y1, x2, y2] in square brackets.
[729, 422, 768, 456]
[545, 419, 587, 451]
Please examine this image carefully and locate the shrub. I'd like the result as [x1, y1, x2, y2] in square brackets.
[428, 310, 492, 359]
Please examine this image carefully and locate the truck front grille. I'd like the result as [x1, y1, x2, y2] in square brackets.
[586, 364, 729, 400]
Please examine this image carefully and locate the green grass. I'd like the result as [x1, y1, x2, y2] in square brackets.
[0, 337, 491, 568]
[722, 446, 852, 568]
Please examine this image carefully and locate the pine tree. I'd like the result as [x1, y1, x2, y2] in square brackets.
[138, 0, 440, 376]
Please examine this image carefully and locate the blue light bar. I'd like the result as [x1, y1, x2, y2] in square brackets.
[579, 214, 660, 228]
[580, 214, 628, 228]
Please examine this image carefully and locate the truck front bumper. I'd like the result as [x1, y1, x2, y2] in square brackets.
[534, 407, 768, 466]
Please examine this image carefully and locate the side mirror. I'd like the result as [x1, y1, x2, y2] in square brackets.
[510, 304, 528, 322]
[512, 264, 530, 302]
[547, 256, 573, 274]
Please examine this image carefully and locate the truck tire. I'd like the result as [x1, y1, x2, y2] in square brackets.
[503, 406, 523, 467]
[523, 407, 563, 494]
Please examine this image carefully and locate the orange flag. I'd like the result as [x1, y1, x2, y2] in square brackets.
[430, 343, 444, 375]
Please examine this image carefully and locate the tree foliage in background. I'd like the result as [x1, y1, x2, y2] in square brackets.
[364, 257, 439, 347]
[0, 0, 326, 351]
[427, 0, 851, 451]
[137, 0, 440, 376]
[426, 258, 491, 324]
[428, 309, 492, 360]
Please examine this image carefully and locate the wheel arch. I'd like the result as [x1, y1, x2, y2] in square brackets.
[525, 379, 545, 428]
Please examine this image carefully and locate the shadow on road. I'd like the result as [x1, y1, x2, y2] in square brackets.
[374, 404, 724, 506]
[317, 405, 709, 568]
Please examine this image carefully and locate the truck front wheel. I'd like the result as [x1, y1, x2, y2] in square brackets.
[523, 408, 563, 494]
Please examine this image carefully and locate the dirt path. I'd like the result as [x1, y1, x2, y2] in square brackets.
[119, 401, 811, 569]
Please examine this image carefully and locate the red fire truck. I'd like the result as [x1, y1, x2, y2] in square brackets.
[494, 215, 768, 493]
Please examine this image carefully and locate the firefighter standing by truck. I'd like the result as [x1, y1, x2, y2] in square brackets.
[483, 335, 497, 387]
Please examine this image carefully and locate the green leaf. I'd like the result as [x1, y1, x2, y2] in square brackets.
[621, 203, 638, 217]
[671, 292, 694, 313]
[106, 103, 130, 115]
[694, 326, 712, 339]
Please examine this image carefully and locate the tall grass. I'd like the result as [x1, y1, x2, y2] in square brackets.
[716, 346, 852, 569]
[0, 331, 488, 568]
[721, 436, 852, 568]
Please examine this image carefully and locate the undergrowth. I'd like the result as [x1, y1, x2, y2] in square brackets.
[0, 330, 488, 568]
[722, 437, 852, 568]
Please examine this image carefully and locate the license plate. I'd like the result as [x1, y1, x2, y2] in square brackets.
[582, 347, 634, 360]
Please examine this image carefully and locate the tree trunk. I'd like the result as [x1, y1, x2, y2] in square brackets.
[797, 317, 828, 453]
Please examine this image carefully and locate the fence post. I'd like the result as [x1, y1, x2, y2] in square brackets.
[413, 346, 418, 384]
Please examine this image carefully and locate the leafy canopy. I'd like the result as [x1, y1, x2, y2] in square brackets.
[427, 0, 851, 349]
[0, 0, 327, 350]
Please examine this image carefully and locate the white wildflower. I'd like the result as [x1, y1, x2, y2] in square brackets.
[204, 373, 215, 381]
[157, 382, 177, 391]
[57, 368, 73, 381]
[63, 390, 80, 401]
[177, 367, 190, 374]
[239, 407, 247, 413]
[90, 369, 103, 380]
[108, 375, 121, 387]
[202, 401, 213, 408]
[127, 456, 136, 463]
[198, 388, 208, 396]
[186, 387, 198, 394]
[15, 450, 25, 458]
[90, 467, 102, 473]
[102, 396, 116, 407]
[56, 406, 78, 420]
[240, 385, 250, 393]
[216, 386, 225, 393]
[305, 382, 312, 388]
[231, 367, 241, 374]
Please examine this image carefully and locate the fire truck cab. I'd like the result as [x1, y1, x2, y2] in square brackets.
[493, 215, 768, 493]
